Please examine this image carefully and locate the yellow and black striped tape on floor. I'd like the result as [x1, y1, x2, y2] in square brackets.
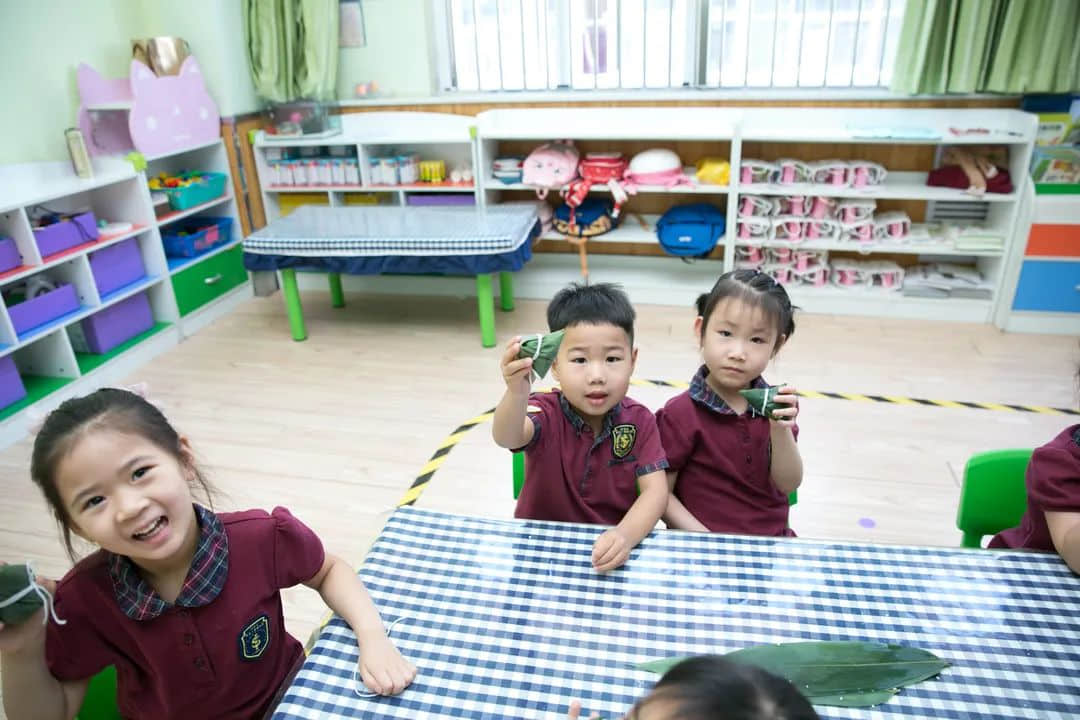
[397, 379, 1079, 507]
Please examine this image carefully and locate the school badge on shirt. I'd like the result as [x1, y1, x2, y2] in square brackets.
[239, 613, 271, 661]
[612, 424, 637, 458]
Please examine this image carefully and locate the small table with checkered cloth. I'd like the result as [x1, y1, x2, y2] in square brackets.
[243, 205, 539, 347]
[272, 507, 1080, 720]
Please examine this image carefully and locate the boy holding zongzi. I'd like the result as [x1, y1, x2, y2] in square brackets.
[493, 283, 668, 573]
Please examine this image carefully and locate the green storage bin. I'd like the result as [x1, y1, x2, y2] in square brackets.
[172, 245, 248, 316]
[163, 172, 228, 211]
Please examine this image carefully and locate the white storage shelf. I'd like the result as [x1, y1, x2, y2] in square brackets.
[472, 106, 1037, 325]
[253, 112, 477, 224]
[0, 141, 251, 446]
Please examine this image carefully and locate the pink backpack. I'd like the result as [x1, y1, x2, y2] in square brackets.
[522, 141, 580, 198]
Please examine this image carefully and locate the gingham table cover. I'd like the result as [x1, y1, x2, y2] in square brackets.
[244, 204, 539, 257]
[273, 508, 1080, 720]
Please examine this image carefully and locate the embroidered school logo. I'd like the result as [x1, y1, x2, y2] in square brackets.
[612, 424, 637, 458]
[239, 614, 271, 661]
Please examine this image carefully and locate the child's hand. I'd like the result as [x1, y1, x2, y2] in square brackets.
[769, 385, 799, 428]
[0, 564, 51, 656]
[567, 700, 601, 719]
[358, 633, 417, 696]
[500, 336, 533, 396]
[592, 529, 631, 572]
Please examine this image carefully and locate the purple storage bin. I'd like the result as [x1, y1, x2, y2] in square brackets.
[0, 355, 27, 411]
[7, 284, 80, 337]
[78, 292, 153, 354]
[89, 238, 146, 296]
[0, 236, 20, 274]
[406, 193, 476, 207]
[32, 212, 99, 258]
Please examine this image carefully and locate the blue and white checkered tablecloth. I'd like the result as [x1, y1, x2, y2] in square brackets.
[244, 204, 540, 257]
[273, 507, 1080, 720]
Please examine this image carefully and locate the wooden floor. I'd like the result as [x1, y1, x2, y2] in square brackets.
[0, 289, 1075, 715]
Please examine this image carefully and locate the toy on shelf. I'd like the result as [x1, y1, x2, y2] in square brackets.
[624, 149, 692, 188]
[523, 140, 580, 198]
[928, 146, 1012, 195]
[740, 160, 778, 183]
[775, 159, 814, 184]
[695, 157, 730, 185]
[835, 199, 876, 223]
[77, 57, 220, 157]
[736, 216, 773, 242]
[873, 212, 912, 241]
[739, 195, 777, 217]
[563, 152, 631, 231]
[492, 156, 524, 184]
[147, 171, 227, 211]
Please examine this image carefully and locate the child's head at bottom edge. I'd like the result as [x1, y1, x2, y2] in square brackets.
[30, 388, 216, 564]
[546, 282, 638, 420]
[627, 655, 819, 720]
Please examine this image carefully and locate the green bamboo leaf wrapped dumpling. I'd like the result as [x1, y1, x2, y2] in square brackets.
[0, 563, 45, 625]
[517, 329, 565, 381]
[739, 384, 788, 419]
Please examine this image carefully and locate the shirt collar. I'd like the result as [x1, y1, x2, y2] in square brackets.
[557, 390, 623, 438]
[689, 364, 768, 416]
[108, 504, 229, 621]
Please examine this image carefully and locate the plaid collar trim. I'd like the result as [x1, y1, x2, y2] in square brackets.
[689, 365, 768, 416]
[108, 504, 229, 621]
[557, 390, 623, 439]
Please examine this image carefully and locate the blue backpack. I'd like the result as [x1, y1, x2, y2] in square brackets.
[655, 203, 726, 257]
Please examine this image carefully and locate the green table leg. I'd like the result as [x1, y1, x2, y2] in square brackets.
[328, 272, 345, 308]
[499, 271, 514, 311]
[476, 274, 496, 348]
[280, 269, 307, 341]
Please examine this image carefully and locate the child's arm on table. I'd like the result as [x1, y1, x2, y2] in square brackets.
[1046, 511, 1080, 574]
[592, 470, 668, 572]
[304, 554, 417, 695]
[662, 471, 710, 532]
[769, 385, 803, 495]
[492, 336, 535, 449]
[0, 572, 87, 720]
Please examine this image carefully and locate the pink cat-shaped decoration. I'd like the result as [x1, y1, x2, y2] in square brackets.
[128, 57, 219, 156]
[76, 56, 220, 157]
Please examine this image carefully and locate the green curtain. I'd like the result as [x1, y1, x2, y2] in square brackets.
[244, 0, 338, 102]
[891, 0, 1080, 94]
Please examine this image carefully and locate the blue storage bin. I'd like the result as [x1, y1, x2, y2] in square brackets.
[655, 203, 726, 257]
[161, 217, 232, 258]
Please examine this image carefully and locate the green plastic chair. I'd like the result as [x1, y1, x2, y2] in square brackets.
[75, 666, 121, 720]
[956, 449, 1034, 549]
[512, 451, 798, 506]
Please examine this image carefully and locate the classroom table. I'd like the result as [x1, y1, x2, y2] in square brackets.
[272, 507, 1080, 720]
[243, 204, 540, 347]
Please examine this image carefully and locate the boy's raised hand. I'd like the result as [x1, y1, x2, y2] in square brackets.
[500, 336, 534, 396]
[769, 385, 800, 428]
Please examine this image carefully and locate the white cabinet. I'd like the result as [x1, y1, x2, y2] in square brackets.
[475, 106, 1036, 324]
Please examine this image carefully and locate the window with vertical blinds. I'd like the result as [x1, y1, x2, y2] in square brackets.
[437, 0, 906, 93]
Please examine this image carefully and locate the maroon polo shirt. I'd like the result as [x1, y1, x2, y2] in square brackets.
[46, 506, 325, 719]
[656, 366, 796, 536]
[991, 425, 1080, 552]
[514, 390, 668, 525]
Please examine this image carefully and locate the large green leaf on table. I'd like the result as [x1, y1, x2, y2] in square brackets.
[518, 329, 565, 381]
[0, 563, 43, 625]
[636, 642, 950, 708]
